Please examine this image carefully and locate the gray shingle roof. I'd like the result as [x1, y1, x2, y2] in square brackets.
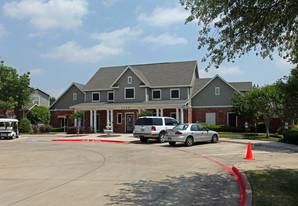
[73, 82, 85, 91]
[83, 61, 197, 91]
[229, 82, 252, 91]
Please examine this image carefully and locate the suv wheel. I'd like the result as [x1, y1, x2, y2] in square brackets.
[140, 137, 148, 143]
[158, 132, 165, 143]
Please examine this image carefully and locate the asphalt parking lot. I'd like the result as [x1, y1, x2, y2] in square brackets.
[1, 134, 298, 206]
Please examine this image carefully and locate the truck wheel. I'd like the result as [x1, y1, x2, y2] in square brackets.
[158, 132, 165, 143]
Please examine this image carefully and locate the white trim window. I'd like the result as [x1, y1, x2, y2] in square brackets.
[73, 93, 77, 101]
[215, 87, 220, 95]
[33, 96, 40, 105]
[127, 76, 132, 84]
[92, 92, 100, 102]
[117, 113, 122, 124]
[125, 87, 135, 99]
[152, 89, 161, 100]
[170, 89, 180, 100]
[107, 91, 114, 102]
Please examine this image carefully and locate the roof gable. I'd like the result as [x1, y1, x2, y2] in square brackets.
[110, 66, 150, 88]
[191, 74, 240, 98]
[50, 82, 85, 109]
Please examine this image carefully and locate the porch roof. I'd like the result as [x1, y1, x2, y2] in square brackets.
[70, 100, 188, 110]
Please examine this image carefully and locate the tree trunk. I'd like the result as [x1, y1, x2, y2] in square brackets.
[264, 118, 270, 138]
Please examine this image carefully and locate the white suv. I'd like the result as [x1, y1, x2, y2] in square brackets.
[133, 116, 179, 143]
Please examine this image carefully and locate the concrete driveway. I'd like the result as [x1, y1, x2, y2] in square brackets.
[1, 134, 297, 205]
[0, 136, 240, 206]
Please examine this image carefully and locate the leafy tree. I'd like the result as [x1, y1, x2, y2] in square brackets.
[50, 97, 56, 106]
[0, 60, 33, 117]
[27, 106, 51, 124]
[180, 0, 298, 70]
[137, 109, 153, 117]
[231, 91, 261, 132]
[70, 111, 84, 136]
[275, 67, 298, 124]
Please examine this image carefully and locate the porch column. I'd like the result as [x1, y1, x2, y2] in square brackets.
[160, 108, 163, 116]
[180, 108, 184, 124]
[176, 108, 179, 122]
[106, 110, 110, 127]
[90, 110, 93, 130]
[110, 110, 114, 132]
[156, 108, 159, 116]
[94, 110, 97, 133]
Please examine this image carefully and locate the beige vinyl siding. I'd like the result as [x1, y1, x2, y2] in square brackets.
[192, 77, 235, 106]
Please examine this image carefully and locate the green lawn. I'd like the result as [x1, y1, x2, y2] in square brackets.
[245, 169, 298, 206]
[218, 132, 283, 142]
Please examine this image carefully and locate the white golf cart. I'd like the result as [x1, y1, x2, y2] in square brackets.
[0, 118, 19, 139]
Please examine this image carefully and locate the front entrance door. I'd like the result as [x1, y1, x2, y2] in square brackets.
[126, 114, 134, 133]
[228, 113, 237, 126]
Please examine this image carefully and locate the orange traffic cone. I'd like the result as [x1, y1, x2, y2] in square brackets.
[244, 142, 255, 160]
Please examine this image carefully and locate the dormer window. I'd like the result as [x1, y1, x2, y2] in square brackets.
[107, 91, 114, 102]
[170, 89, 180, 100]
[128, 76, 132, 84]
[152, 89, 161, 100]
[73, 93, 77, 101]
[215, 87, 220, 95]
[92, 92, 100, 102]
[33, 96, 40, 105]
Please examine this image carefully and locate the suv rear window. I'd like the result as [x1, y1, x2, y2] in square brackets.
[135, 118, 163, 126]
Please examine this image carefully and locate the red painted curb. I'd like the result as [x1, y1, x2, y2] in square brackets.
[169, 147, 247, 206]
[232, 167, 247, 206]
[52, 139, 126, 144]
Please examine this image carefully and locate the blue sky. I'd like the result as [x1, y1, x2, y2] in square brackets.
[0, 0, 294, 98]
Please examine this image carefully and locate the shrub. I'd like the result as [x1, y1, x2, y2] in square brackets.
[51, 127, 65, 132]
[19, 118, 32, 133]
[200, 122, 245, 132]
[283, 128, 298, 145]
[39, 125, 52, 133]
[27, 106, 51, 124]
[138, 109, 153, 117]
[31, 125, 39, 133]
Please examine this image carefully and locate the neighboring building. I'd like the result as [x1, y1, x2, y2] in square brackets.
[50, 61, 252, 132]
[0, 88, 51, 119]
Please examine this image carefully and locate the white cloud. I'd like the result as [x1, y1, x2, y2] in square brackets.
[102, 0, 122, 7]
[0, 23, 8, 37]
[144, 33, 187, 46]
[137, 5, 189, 27]
[3, 0, 88, 30]
[275, 57, 293, 70]
[41, 27, 142, 62]
[199, 66, 244, 78]
[30, 68, 45, 76]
